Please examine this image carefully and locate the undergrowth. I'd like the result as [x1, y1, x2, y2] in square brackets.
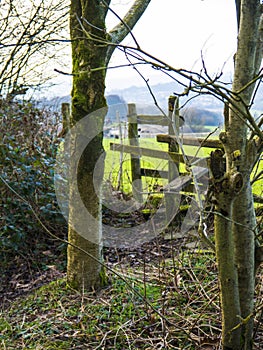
[0, 98, 66, 253]
[1, 248, 222, 349]
[0, 98, 67, 303]
[2, 246, 262, 349]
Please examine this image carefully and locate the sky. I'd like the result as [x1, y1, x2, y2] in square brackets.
[47, 0, 238, 97]
[105, 0, 238, 91]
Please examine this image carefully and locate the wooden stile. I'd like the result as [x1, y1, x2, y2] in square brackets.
[110, 99, 220, 201]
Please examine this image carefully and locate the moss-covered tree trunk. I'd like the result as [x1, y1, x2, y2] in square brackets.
[67, 0, 108, 291]
[213, 1, 262, 348]
[231, 3, 262, 347]
[213, 170, 243, 348]
[67, 0, 152, 291]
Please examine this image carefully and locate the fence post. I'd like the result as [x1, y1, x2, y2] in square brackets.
[166, 96, 180, 224]
[168, 96, 180, 181]
[116, 111, 124, 191]
[61, 102, 70, 135]
[128, 103, 143, 203]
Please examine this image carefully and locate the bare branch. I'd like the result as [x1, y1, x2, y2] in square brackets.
[0, 0, 69, 96]
[106, 0, 151, 64]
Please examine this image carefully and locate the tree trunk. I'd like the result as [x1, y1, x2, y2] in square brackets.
[233, 181, 256, 349]
[67, 0, 108, 291]
[215, 0, 262, 347]
[214, 192, 241, 349]
[67, 0, 152, 291]
[231, 1, 261, 347]
[211, 151, 244, 348]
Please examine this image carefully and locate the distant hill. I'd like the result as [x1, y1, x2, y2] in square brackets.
[109, 79, 263, 112]
[109, 81, 223, 110]
[38, 80, 262, 129]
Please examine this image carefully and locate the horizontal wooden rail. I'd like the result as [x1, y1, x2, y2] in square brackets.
[163, 166, 208, 193]
[110, 142, 208, 168]
[254, 194, 263, 204]
[128, 114, 170, 126]
[157, 134, 223, 149]
[140, 168, 169, 179]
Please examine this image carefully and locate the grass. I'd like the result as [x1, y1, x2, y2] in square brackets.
[0, 248, 221, 349]
[2, 246, 263, 349]
[103, 137, 169, 195]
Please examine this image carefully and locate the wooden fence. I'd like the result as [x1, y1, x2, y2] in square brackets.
[109, 97, 223, 202]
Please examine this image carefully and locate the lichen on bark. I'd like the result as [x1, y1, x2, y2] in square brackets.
[67, 0, 108, 291]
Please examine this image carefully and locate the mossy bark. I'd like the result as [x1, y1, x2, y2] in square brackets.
[214, 1, 262, 348]
[67, 0, 108, 291]
[212, 170, 243, 349]
[67, 0, 152, 291]
[230, 1, 261, 348]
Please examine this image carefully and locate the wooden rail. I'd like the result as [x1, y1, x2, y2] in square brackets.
[163, 166, 208, 193]
[157, 134, 223, 149]
[109, 143, 208, 168]
[128, 114, 170, 125]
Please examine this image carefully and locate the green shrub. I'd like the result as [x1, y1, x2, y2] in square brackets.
[0, 98, 66, 252]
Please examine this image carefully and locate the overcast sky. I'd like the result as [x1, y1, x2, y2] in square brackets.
[48, 0, 238, 97]
[105, 0, 238, 91]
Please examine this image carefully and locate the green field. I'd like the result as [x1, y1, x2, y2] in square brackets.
[103, 136, 263, 199]
[103, 137, 169, 195]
